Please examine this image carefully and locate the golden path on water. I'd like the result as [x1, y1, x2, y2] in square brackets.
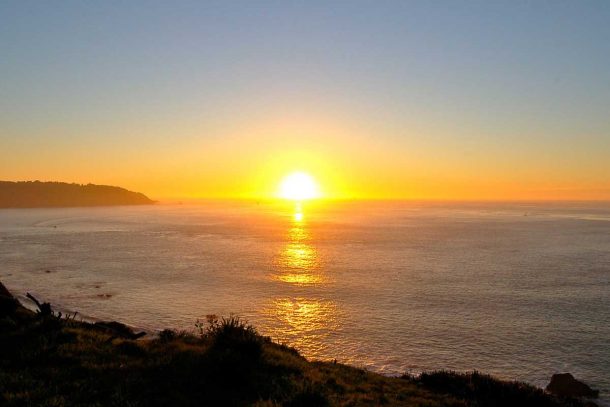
[274, 204, 323, 285]
[262, 203, 341, 359]
[265, 297, 340, 356]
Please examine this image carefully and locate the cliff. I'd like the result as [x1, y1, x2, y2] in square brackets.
[0, 181, 154, 208]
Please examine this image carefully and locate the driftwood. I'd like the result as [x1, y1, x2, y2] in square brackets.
[18, 287, 145, 341]
[26, 292, 53, 317]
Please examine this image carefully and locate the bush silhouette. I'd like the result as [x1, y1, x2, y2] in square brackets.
[418, 370, 566, 407]
[204, 315, 262, 359]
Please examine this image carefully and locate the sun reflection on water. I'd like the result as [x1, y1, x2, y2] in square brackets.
[274, 203, 324, 285]
[262, 203, 341, 359]
[263, 297, 340, 358]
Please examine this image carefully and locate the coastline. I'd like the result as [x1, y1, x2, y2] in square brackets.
[0, 280, 597, 407]
[0, 181, 155, 209]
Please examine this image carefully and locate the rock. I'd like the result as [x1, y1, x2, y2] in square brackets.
[94, 321, 146, 340]
[0, 281, 12, 297]
[546, 373, 599, 398]
[0, 281, 19, 317]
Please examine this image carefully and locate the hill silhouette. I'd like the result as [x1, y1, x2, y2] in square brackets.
[0, 281, 590, 407]
[0, 181, 154, 208]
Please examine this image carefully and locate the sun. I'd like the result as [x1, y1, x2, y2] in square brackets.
[278, 172, 321, 201]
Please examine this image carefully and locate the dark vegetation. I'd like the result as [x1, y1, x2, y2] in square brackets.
[0, 181, 154, 208]
[0, 281, 590, 406]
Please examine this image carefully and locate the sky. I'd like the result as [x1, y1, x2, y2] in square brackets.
[1, 1, 609, 200]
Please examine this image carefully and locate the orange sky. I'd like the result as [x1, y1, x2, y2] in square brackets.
[3, 109, 609, 201]
[2, 3, 609, 201]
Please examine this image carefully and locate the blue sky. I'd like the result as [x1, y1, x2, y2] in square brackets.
[1, 1, 609, 199]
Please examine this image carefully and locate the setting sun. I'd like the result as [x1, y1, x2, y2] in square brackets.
[2, 3, 609, 405]
[278, 172, 321, 201]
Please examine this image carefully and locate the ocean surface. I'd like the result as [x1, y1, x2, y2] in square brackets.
[1, 201, 608, 401]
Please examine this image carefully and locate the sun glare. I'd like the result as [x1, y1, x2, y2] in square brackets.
[278, 172, 320, 201]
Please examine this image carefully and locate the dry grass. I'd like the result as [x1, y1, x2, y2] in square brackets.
[0, 287, 587, 406]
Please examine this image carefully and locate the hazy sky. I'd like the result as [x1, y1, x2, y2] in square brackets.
[2, 1, 609, 200]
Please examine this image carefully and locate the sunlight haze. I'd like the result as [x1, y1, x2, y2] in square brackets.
[1, 1, 609, 200]
[2, 2, 610, 404]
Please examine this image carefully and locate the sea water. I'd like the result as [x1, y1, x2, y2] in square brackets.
[1, 201, 608, 401]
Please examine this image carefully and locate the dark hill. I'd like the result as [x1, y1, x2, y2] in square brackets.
[0, 181, 154, 208]
[0, 281, 591, 407]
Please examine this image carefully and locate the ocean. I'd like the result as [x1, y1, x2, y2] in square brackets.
[1, 201, 608, 402]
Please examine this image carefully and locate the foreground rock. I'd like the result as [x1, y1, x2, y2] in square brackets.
[0, 281, 19, 317]
[0, 281, 11, 297]
[546, 373, 599, 399]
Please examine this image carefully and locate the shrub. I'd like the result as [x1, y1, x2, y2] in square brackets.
[286, 384, 330, 407]
[203, 315, 263, 363]
[204, 315, 259, 342]
[116, 340, 146, 357]
[158, 329, 177, 342]
[418, 370, 562, 407]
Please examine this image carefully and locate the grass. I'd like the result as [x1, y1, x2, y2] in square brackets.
[0, 285, 589, 406]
